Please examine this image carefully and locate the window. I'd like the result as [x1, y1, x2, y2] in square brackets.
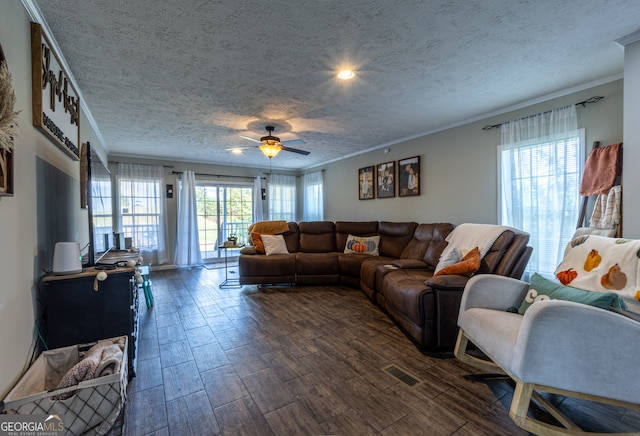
[268, 174, 296, 221]
[116, 163, 168, 264]
[499, 127, 584, 277]
[194, 182, 253, 260]
[303, 171, 324, 221]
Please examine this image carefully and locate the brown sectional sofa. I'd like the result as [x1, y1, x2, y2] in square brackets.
[239, 221, 532, 349]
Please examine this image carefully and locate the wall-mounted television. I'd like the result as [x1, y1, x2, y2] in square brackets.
[86, 142, 113, 265]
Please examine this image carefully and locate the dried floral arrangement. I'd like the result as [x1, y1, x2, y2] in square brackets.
[0, 59, 20, 152]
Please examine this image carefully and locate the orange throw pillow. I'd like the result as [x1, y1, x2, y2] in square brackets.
[433, 247, 480, 277]
[251, 232, 268, 254]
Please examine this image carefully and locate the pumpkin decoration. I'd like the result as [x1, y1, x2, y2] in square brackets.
[583, 249, 601, 272]
[600, 264, 627, 290]
[346, 238, 376, 253]
[556, 268, 577, 285]
[571, 236, 588, 248]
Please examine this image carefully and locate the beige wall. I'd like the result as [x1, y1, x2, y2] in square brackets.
[321, 80, 624, 226]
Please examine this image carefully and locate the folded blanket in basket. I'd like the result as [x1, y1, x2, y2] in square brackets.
[96, 344, 124, 377]
[53, 337, 126, 400]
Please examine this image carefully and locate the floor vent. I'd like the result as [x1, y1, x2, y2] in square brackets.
[382, 364, 423, 387]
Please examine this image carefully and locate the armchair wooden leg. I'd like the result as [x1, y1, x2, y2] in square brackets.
[510, 381, 640, 435]
[454, 330, 505, 374]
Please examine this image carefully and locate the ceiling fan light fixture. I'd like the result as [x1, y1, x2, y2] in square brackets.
[259, 142, 282, 158]
[258, 125, 283, 158]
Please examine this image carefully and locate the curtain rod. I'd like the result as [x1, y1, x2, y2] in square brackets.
[172, 171, 265, 180]
[481, 96, 604, 131]
[109, 160, 174, 168]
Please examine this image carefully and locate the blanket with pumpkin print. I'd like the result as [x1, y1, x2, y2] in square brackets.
[555, 235, 640, 301]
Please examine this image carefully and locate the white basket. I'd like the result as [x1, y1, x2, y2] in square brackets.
[1, 336, 128, 436]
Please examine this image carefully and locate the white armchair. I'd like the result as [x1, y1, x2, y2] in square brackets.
[455, 274, 640, 435]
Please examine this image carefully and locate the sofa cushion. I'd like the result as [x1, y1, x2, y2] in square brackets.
[335, 221, 378, 251]
[377, 221, 418, 258]
[392, 259, 428, 269]
[282, 222, 300, 253]
[433, 247, 480, 277]
[401, 223, 454, 267]
[298, 221, 336, 253]
[517, 273, 628, 315]
[344, 235, 380, 255]
[238, 253, 296, 279]
[296, 253, 339, 276]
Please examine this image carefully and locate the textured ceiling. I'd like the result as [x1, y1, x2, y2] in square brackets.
[31, 0, 640, 170]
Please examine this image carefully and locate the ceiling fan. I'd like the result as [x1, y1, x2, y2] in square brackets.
[239, 125, 310, 158]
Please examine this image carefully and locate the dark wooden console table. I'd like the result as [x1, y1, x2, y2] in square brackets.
[42, 264, 139, 377]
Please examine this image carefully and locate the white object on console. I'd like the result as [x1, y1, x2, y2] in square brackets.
[52, 242, 83, 275]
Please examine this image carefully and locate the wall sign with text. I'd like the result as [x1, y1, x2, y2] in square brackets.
[31, 22, 80, 160]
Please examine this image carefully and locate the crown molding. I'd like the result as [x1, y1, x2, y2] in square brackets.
[616, 29, 640, 47]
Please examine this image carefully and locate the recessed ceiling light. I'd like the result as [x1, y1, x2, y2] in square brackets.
[230, 148, 243, 154]
[337, 70, 355, 80]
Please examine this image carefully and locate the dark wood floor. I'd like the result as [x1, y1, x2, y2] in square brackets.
[121, 265, 640, 435]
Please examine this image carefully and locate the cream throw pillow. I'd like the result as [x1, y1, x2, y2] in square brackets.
[261, 234, 289, 255]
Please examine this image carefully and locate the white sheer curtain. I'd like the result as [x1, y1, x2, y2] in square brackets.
[116, 163, 169, 265]
[174, 171, 202, 266]
[303, 171, 323, 221]
[253, 176, 264, 222]
[499, 105, 581, 277]
[268, 173, 296, 221]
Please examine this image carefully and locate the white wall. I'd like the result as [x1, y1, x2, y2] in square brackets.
[623, 41, 640, 238]
[0, 3, 109, 396]
[322, 80, 624, 226]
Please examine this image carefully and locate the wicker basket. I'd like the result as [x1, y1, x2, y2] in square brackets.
[1, 336, 128, 436]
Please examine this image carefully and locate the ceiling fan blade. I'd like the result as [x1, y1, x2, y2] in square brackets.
[281, 145, 310, 155]
[282, 139, 306, 146]
[240, 135, 262, 143]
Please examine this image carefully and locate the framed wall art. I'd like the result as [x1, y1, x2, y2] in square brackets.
[0, 42, 18, 197]
[399, 156, 420, 197]
[376, 161, 395, 198]
[358, 165, 375, 200]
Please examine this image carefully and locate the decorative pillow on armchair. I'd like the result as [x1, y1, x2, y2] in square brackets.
[343, 235, 379, 255]
[555, 235, 640, 301]
[518, 273, 628, 314]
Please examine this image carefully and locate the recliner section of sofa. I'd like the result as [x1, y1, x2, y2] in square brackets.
[238, 221, 531, 349]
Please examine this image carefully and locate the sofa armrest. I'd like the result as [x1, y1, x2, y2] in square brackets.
[426, 275, 469, 290]
[459, 274, 529, 313]
[391, 259, 429, 269]
[511, 300, 640, 404]
[240, 246, 259, 255]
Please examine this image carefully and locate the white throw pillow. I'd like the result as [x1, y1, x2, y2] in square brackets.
[261, 234, 289, 255]
[434, 247, 461, 274]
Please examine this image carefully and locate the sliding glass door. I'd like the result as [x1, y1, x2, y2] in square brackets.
[195, 182, 253, 261]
